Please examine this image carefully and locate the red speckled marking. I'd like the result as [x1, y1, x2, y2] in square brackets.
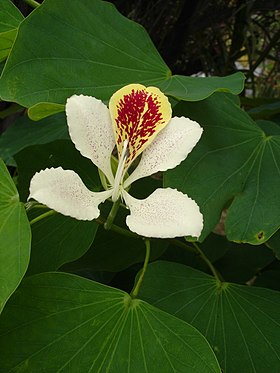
[115, 88, 164, 166]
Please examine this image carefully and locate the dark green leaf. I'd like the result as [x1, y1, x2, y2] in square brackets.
[0, 272, 221, 372]
[266, 229, 280, 259]
[0, 159, 30, 312]
[254, 269, 280, 291]
[15, 139, 101, 201]
[165, 93, 280, 244]
[214, 240, 275, 283]
[248, 101, 280, 120]
[27, 209, 98, 275]
[0, 0, 243, 118]
[0, 113, 69, 166]
[140, 261, 280, 373]
[62, 223, 167, 273]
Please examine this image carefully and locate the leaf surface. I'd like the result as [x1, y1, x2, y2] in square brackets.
[140, 261, 280, 373]
[0, 0, 23, 61]
[0, 113, 69, 166]
[0, 272, 221, 372]
[165, 93, 280, 243]
[0, 159, 30, 312]
[0, 0, 243, 117]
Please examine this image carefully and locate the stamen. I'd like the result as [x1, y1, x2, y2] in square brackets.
[112, 139, 129, 202]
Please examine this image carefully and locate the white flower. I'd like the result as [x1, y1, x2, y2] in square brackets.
[29, 84, 203, 238]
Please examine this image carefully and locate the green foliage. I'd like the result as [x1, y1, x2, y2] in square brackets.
[166, 93, 280, 244]
[0, 113, 69, 166]
[0, 0, 279, 371]
[0, 0, 244, 120]
[139, 261, 280, 373]
[0, 159, 30, 313]
[0, 0, 23, 61]
[0, 272, 220, 372]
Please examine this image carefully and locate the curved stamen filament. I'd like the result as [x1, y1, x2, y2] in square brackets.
[112, 139, 128, 202]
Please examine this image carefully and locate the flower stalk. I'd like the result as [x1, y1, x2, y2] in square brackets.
[104, 199, 121, 230]
[131, 239, 151, 299]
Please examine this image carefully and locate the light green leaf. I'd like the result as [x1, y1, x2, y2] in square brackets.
[0, 159, 31, 313]
[165, 93, 280, 244]
[0, 0, 23, 61]
[0, 113, 69, 166]
[0, 272, 221, 372]
[0, 0, 243, 117]
[28, 102, 65, 120]
[140, 261, 280, 373]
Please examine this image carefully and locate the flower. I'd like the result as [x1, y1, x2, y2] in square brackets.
[29, 84, 203, 238]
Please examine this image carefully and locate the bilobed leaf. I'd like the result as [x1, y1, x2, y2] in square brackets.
[0, 159, 30, 313]
[140, 261, 280, 373]
[0, 113, 69, 166]
[0, 272, 221, 372]
[165, 93, 280, 244]
[0, 0, 23, 61]
[0, 0, 243, 118]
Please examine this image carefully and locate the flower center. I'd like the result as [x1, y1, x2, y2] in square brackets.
[111, 139, 129, 202]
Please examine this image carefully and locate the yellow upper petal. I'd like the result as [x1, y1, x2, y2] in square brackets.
[109, 84, 171, 169]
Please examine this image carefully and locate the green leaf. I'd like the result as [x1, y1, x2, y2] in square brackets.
[0, 159, 31, 313]
[0, 113, 69, 166]
[0, 0, 243, 117]
[0, 272, 221, 372]
[28, 102, 65, 121]
[62, 223, 167, 273]
[214, 240, 275, 283]
[15, 139, 101, 201]
[157, 73, 245, 101]
[266, 229, 280, 259]
[140, 261, 280, 373]
[27, 209, 99, 275]
[0, 0, 23, 61]
[165, 93, 280, 244]
[255, 269, 280, 292]
[248, 101, 280, 120]
[160, 233, 229, 275]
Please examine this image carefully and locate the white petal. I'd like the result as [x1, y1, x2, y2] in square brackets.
[122, 188, 203, 238]
[124, 117, 203, 187]
[66, 95, 115, 184]
[29, 167, 112, 220]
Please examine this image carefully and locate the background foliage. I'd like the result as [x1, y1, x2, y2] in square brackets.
[0, 0, 279, 372]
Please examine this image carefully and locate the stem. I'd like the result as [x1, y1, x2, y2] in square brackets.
[29, 210, 57, 225]
[24, 0, 40, 8]
[131, 239, 151, 298]
[192, 241, 222, 283]
[104, 199, 121, 230]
